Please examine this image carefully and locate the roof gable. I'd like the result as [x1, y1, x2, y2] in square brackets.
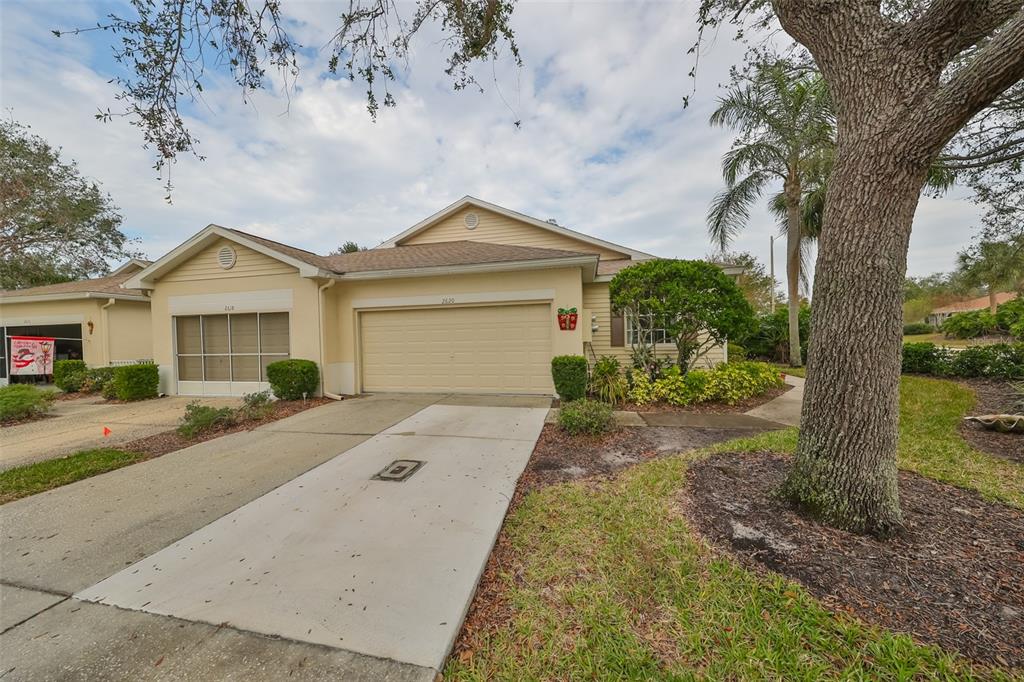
[379, 197, 653, 261]
[125, 225, 331, 289]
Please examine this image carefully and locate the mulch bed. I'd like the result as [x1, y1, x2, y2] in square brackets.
[624, 383, 792, 414]
[122, 397, 331, 459]
[449, 421, 777, 667]
[958, 379, 1023, 464]
[683, 452, 1024, 669]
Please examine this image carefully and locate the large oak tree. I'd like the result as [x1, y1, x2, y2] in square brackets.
[69, 0, 1024, 535]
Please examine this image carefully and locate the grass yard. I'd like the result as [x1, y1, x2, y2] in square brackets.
[902, 332, 1012, 347]
[446, 375, 1023, 680]
[0, 448, 146, 504]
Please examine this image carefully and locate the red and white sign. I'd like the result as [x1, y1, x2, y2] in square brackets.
[9, 336, 55, 376]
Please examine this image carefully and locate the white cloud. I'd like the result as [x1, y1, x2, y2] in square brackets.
[0, 0, 980, 281]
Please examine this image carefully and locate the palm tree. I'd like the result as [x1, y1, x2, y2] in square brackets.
[707, 63, 833, 367]
[956, 237, 1024, 313]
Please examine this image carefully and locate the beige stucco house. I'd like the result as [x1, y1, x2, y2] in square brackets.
[0, 260, 153, 385]
[114, 196, 736, 397]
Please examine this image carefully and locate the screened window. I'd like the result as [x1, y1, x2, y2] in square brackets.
[175, 313, 289, 382]
[626, 312, 672, 345]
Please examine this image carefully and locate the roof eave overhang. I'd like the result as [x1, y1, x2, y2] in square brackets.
[336, 255, 599, 282]
[0, 292, 150, 304]
[125, 225, 327, 289]
[378, 196, 656, 261]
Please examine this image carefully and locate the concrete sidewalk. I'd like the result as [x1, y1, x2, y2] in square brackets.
[0, 395, 241, 470]
[745, 374, 804, 427]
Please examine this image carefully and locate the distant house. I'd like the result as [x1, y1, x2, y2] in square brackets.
[926, 291, 1018, 327]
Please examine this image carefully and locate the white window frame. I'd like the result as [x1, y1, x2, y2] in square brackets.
[625, 311, 672, 346]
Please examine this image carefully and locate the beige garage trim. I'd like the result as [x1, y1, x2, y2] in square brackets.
[360, 304, 553, 394]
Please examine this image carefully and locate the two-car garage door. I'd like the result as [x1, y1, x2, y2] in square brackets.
[360, 304, 553, 394]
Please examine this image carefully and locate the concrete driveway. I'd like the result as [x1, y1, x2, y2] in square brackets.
[0, 395, 241, 470]
[1, 393, 548, 680]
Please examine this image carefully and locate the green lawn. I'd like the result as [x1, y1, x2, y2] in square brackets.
[446, 375, 1022, 681]
[0, 448, 146, 504]
[902, 332, 1011, 348]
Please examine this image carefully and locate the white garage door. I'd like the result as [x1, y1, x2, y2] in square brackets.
[360, 304, 553, 394]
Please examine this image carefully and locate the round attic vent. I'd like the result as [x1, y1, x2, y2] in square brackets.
[464, 212, 480, 230]
[217, 245, 237, 269]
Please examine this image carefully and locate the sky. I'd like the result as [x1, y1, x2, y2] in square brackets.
[0, 0, 983, 281]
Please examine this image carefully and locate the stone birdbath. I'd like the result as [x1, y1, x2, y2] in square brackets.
[964, 414, 1024, 434]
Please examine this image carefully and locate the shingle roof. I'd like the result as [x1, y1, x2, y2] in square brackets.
[0, 263, 150, 299]
[596, 259, 637, 276]
[322, 241, 592, 273]
[931, 291, 1017, 314]
[225, 228, 338, 271]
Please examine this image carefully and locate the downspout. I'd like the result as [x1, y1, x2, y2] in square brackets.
[318, 279, 343, 400]
[101, 298, 116, 366]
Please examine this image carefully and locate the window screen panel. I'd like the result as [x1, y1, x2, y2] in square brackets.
[204, 355, 230, 381]
[176, 317, 202, 355]
[259, 313, 289, 354]
[231, 355, 260, 382]
[178, 355, 203, 381]
[230, 314, 259, 354]
[202, 315, 229, 354]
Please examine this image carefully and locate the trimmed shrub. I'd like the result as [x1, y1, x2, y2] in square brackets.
[727, 342, 747, 362]
[651, 366, 709, 406]
[589, 356, 628, 405]
[53, 359, 87, 392]
[177, 401, 237, 438]
[0, 384, 56, 423]
[83, 366, 115, 394]
[996, 297, 1024, 336]
[557, 398, 614, 436]
[902, 322, 934, 336]
[112, 363, 159, 401]
[901, 342, 1024, 380]
[551, 355, 588, 402]
[901, 342, 950, 375]
[265, 359, 319, 400]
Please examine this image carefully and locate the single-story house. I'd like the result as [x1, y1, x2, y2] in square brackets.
[926, 291, 1017, 328]
[120, 196, 739, 397]
[0, 260, 153, 386]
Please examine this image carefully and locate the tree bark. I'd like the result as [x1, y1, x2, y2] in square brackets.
[989, 287, 998, 314]
[784, 179, 803, 367]
[771, 0, 1024, 537]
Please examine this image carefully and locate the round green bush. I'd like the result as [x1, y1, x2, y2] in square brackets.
[557, 398, 614, 436]
[551, 355, 588, 402]
[53, 359, 87, 392]
[265, 359, 319, 400]
[902, 322, 934, 336]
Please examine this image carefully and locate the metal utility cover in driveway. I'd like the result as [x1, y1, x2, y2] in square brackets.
[373, 459, 424, 481]
[75, 404, 547, 673]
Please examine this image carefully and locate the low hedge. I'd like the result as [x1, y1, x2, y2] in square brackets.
[902, 342, 1024, 380]
[902, 322, 934, 336]
[112, 363, 159, 401]
[557, 398, 614, 436]
[551, 355, 588, 402]
[628, 361, 784, 406]
[0, 384, 56, 423]
[265, 359, 319, 400]
[53, 360, 87, 392]
[83, 366, 116, 395]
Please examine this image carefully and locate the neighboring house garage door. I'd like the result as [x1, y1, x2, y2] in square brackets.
[360, 304, 553, 394]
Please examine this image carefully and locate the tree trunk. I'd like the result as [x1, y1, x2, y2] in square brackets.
[989, 287, 998, 315]
[782, 145, 930, 537]
[784, 182, 803, 367]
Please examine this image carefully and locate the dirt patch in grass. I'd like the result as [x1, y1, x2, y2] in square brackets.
[958, 379, 1023, 464]
[449, 423, 775, 666]
[123, 397, 331, 458]
[683, 451, 1024, 669]
[624, 383, 792, 414]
